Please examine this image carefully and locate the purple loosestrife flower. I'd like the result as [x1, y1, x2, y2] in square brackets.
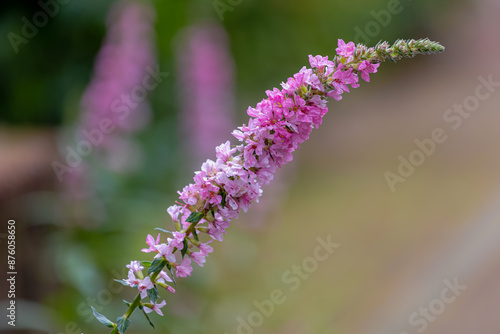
[124, 270, 140, 287]
[154, 243, 176, 262]
[175, 258, 193, 278]
[141, 233, 161, 253]
[158, 270, 173, 283]
[137, 276, 154, 299]
[95, 39, 443, 333]
[144, 300, 167, 316]
[126, 261, 144, 273]
[336, 39, 356, 58]
[189, 251, 207, 267]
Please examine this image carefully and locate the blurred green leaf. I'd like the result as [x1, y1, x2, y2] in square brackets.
[91, 306, 114, 328]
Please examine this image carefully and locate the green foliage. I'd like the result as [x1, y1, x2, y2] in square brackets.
[116, 316, 131, 333]
[186, 211, 204, 223]
[139, 304, 156, 329]
[148, 258, 166, 275]
[147, 286, 159, 304]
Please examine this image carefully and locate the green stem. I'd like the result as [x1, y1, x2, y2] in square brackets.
[109, 270, 163, 334]
[123, 293, 141, 319]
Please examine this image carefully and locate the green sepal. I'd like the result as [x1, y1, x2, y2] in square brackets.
[91, 306, 115, 328]
[141, 261, 152, 268]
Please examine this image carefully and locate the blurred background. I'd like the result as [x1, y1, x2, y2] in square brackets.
[1, 0, 500, 333]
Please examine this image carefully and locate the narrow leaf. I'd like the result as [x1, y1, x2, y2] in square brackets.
[192, 228, 199, 242]
[91, 306, 114, 328]
[139, 305, 155, 329]
[221, 191, 227, 208]
[181, 238, 189, 258]
[147, 286, 158, 304]
[166, 263, 176, 286]
[186, 211, 204, 223]
[155, 228, 172, 234]
[114, 279, 130, 287]
[148, 258, 166, 275]
[116, 316, 131, 334]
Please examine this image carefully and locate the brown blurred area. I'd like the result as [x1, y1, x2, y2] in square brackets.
[0, 127, 59, 333]
[0, 126, 58, 204]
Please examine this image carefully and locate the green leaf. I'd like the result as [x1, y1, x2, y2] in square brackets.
[147, 286, 158, 304]
[141, 261, 152, 268]
[139, 305, 155, 329]
[181, 238, 189, 258]
[91, 306, 114, 328]
[155, 228, 172, 234]
[186, 211, 204, 223]
[114, 279, 130, 287]
[192, 228, 199, 242]
[221, 191, 227, 208]
[148, 258, 166, 275]
[123, 300, 131, 307]
[116, 316, 131, 334]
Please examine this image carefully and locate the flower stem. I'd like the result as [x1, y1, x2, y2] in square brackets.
[109, 270, 163, 333]
[123, 294, 141, 320]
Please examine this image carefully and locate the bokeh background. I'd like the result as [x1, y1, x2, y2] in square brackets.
[1, 0, 500, 333]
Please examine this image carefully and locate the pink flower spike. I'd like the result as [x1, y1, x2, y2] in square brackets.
[138, 276, 154, 299]
[141, 234, 161, 253]
[115, 38, 445, 327]
[175, 258, 193, 278]
[144, 300, 167, 316]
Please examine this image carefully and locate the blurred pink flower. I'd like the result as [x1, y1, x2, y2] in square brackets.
[81, 0, 156, 139]
[176, 22, 236, 166]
